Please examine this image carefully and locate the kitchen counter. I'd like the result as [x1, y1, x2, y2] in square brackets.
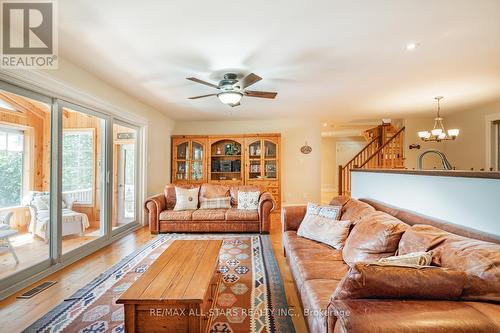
[351, 168, 500, 180]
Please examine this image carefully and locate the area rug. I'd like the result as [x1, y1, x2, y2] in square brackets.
[26, 234, 296, 333]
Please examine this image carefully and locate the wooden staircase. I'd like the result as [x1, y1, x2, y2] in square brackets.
[338, 124, 405, 196]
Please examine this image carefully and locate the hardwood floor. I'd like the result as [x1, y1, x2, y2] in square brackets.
[0, 213, 308, 333]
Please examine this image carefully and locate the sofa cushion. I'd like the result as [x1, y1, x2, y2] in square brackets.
[173, 186, 200, 211]
[399, 224, 500, 302]
[237, 191, 260, 210]
[295, 258, 349, 282]
[329, 195, 351, 208]
[301, 279, 341, 333]
[191, 209, 227, 221]
[199, 183, 230, 199]
[297, 214, 351, 249]
[199, 197, 231, 209]
[230, 185, 260, 207]
[164, 184, 197, 210]
[332, 263, 467, 300]
[225, 208, 259, 221]
[284, 231, 338, 253]
[342, 211, 409, 266]
[159, 210, 193, 221]
[340, 199, 376, 224]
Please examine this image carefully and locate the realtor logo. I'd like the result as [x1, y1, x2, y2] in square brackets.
[1, 0, 58, 68]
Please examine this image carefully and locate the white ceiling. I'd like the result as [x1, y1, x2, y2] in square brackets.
[59, 0, 500, 121]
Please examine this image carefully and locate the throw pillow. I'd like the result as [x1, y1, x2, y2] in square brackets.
[331, 263, 467, 301]
[237, 191, 260, 210]
[34, 194, 50, 211]
[342, 211, 409, 266]
[173, 186, 199, 211]
[297, 215, 352, 249]
[306, 202, 342, 220]
[200, 197, 231, 209]
[378, 251, 433, 266]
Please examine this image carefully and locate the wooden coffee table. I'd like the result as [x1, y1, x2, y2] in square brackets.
[117, 240, 223, 333]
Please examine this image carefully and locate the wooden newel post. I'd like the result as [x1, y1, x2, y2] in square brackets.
[338, 165, 344, 195]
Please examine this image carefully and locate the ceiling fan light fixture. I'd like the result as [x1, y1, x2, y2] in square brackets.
[217, 91, 242, 105]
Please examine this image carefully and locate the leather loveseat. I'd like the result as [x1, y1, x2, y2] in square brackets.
[282, 196, 500, 333]
[145, 183, 275, 234]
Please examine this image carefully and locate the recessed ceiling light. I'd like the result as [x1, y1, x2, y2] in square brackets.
[323, 122, 328, 127]
[406, 42, 420, 51]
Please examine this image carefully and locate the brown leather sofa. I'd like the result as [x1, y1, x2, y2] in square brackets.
[282, 197, 500, 333]
[145, 183, 275, 234]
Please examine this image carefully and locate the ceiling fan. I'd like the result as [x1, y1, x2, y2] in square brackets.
[187, 73, 277, 107]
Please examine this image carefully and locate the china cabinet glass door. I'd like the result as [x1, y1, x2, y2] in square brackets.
[264, 140, 277, 179]
[248, 140, 262, 179]
[191, 141, 204, 181]
[175, 141, 189, 181]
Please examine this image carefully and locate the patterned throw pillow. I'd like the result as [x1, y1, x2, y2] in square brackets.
[200, 197, 231, 209]
[173, 187, 199, 211]
[297, 215, 352, 249]
[378, 251, 433, 267]
[237, 191, 260, 210]
[34, 194, 50, 211]
[306, 202, 342, 220]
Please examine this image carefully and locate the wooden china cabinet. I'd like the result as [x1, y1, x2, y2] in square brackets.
[171, 134, 281, 209]
[244, 135, 281, 208]
[171, 136, 208, 184]
[208, 137, 245, 185]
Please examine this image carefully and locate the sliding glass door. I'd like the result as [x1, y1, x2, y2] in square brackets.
[0, 79, 142, 298]
[60, 103, 108, 255]
[0, 82, 53, 287]
[112, 122, 138, 232]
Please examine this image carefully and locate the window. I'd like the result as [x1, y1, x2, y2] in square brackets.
[62, 129, 94, 204]
[0, 127, 24, 208]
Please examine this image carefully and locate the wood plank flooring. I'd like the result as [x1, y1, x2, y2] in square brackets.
[0, 213, 308, 333]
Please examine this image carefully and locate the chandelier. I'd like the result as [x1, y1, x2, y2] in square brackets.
[418, 96, 459, 142]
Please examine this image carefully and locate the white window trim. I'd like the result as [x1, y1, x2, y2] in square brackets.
[0, 124, 27, 209]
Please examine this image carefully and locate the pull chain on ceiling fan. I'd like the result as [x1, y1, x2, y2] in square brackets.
[187, 73, 277, 107]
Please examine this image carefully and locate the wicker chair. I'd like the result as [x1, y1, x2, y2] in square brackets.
[0, 211, 19, 264]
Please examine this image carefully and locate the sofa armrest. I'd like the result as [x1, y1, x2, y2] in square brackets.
[281, 205, 307, 232]
[258, 192, 275, 234]
[327, 299, 497, 333]
[144, 193, 166, 234]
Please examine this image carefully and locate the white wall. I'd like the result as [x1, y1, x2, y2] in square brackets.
[174, 119, 322, 205]
[34, 59, 176, 196]
[352, 171, 500, 235]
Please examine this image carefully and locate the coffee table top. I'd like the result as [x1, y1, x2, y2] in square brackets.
[117, 239, 222, 304]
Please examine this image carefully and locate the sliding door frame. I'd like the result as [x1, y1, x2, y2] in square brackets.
[111, 118, 142, 236]
[0, 81, 55, 295]
[0, 75, 147, 300]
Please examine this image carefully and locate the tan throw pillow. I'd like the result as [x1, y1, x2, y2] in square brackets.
[297, 214, 351, 249]
[306, 202, 342, 220]
[378, 251, 433, 266]
[237, 191, 259, 210]
[200, 197, 231, 209]
[173, 187, 199, 211]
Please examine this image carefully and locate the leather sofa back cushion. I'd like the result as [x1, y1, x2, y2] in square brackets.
[340, 199, 376, 224]
[230, 185, 260, 207]
[329, 195, 351, 208]
[164, 184, 197, 210]
[399, 224, 500, 302]
[342, 211, 409, 265]
[199, 183, 230, 200]
[331, 263, 467, 300]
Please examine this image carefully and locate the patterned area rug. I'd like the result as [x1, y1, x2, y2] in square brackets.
[26, 234, 296, 333]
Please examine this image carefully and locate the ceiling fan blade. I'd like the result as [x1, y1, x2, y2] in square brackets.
[188, 93, 218, 99]
[186, 77, 219, 89]
[229, 102, 241, 107]
[244, 90, 277, 99]
[238, 73, 262, 89]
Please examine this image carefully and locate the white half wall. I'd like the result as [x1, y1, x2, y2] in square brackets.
[351, 171, 500, 235]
